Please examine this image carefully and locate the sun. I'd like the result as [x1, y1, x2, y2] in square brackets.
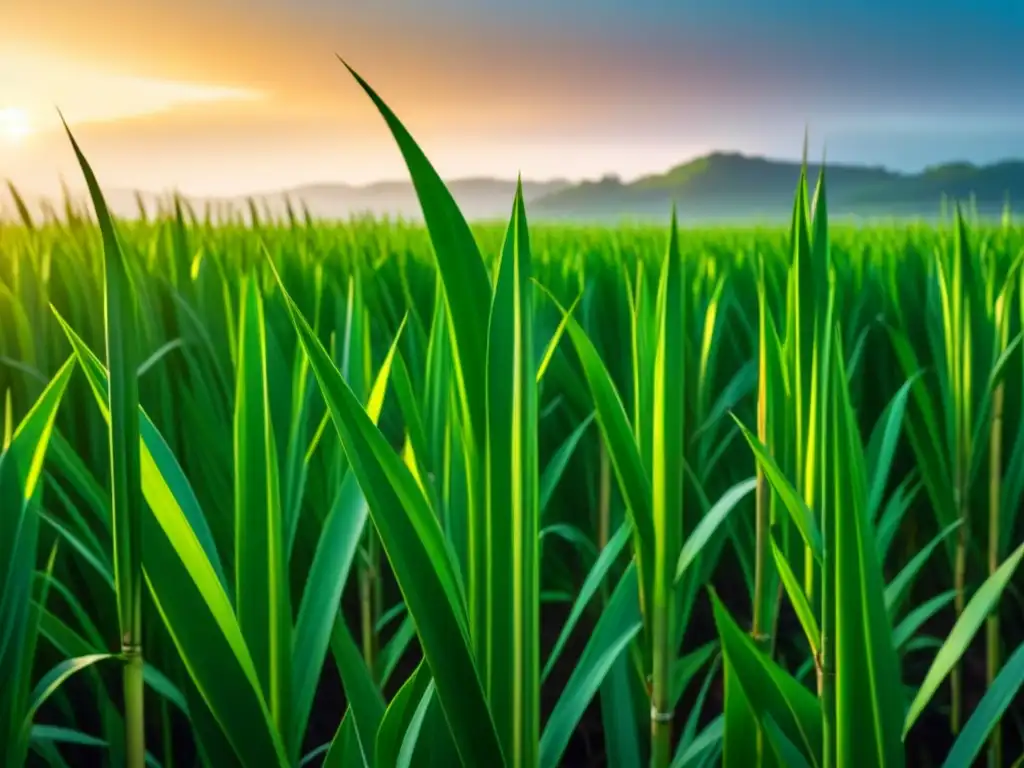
[0, 108, 32, 143]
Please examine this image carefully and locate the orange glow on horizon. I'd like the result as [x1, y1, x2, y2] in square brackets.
[1, 0, 734, 195]
[0, 48, 263, 138]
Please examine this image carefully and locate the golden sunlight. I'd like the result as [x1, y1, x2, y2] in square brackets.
[0, 108, 32, 143]
[0, 49, 262, 136]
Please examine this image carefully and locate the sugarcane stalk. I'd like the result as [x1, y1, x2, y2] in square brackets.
[986, 374, 1005, 766]
[951, 455, 969, 733]
[752, 313, 770, 650]
[359, 532, 380, 678]
[123, 637, 145, 768]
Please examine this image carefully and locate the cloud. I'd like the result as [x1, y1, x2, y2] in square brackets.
[6, 0, 1024, 193]
[0, 48, 263, 136]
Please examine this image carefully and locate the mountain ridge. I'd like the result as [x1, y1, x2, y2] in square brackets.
[4, 151, 1023, 223]
[530, 151, 1024, 220]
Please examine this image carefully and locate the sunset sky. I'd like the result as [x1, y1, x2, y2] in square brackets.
[3, 0, 1023, 196]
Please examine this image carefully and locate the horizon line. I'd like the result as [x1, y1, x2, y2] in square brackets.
[7, 147, 1024, 202]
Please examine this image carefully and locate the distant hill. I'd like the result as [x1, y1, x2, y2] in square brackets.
[5, 152, 1024, 224]
[531, 152, 1024, 221]
[1, 178, 572, 224]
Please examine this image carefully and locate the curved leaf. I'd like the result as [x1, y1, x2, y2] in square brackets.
[711, 589, 822, 766]
[733, 418, 822, 562]
[942, 641, 1024, 768]
[676, 477, 756, 583]
[904, 541, 1024, 735]
[270, 261, 504, 767]
[542, 521, 632, 682]
[53, 313, 286, 766]
[540, 563, 643, 768]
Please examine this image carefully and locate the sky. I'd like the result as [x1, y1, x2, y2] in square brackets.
[2, 0, 1024, 196]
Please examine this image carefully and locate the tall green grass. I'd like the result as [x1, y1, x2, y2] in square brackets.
[0, 63, 1022, 768]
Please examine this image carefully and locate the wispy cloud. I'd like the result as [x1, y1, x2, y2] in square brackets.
[5, 0, 1024, 194]
[0, 49, 262, 134]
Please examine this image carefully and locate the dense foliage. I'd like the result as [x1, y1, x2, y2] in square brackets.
[1, 69, 1022, 768]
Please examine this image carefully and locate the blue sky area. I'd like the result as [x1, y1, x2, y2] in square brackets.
[299, 0, 1024, 169]
[6, 0, 1024, 192]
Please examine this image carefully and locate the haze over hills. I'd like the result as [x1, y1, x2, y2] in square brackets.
[4, 152, 1024, 223]
[532, 152, 1024, 221]
[1, 177, 573, 223]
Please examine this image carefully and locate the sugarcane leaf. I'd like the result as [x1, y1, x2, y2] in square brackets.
[904, 541, 1024, 735]
[942, 641, 1024, 768]
[676, 477, 756, 583]
[270, 259, 504, 767]
[733, 418, 822, 562]
[540, 562, 643, 768]
[53, 313, 287, 766]
[771, 537, 820, 657]
[542, 521, 632, 682]
[291, 329, 401, 752]
[711, 589, 822, 766]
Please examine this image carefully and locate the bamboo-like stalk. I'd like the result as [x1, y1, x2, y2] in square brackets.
[986, 373, 1004, 766]
[951, 449, 969, 733]
[752, 264, 770, 651]
[79, 123, 148, 768]
[124, 647, 145, 767]
[752, 470, 769, 643]
[820, 522, 835, 768]
[359, 532, 380, 677]
[751, 266, 772, 767]
[820, 370, 836, 768]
